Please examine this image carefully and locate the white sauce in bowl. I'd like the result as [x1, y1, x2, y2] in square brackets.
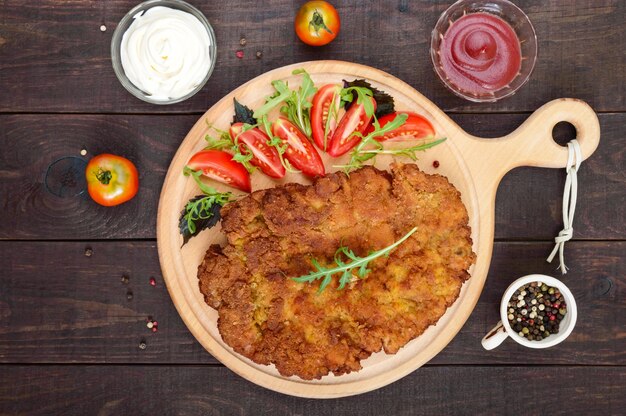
[120, 6, 212, 101]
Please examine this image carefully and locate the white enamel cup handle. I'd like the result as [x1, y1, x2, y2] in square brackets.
[481, 321, 509, 350]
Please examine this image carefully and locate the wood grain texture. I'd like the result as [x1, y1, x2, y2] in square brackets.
[1, 241, 623, 365]
[0, 365, 623, 415]
[1, 113, 622, 241]
[0, 0, 622, 408]
[0, 1, 624, 113]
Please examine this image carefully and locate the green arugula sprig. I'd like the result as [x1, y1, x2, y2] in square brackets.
[281, 69, 317, 137]
[334, 113, 407, 172]
[203, 121, 257, 174]
[343, 79, 395, 118]
[335, 113, 447, 172]
[179, 194, 223, 245]
[340, 86, 375, 117]
[204, 132, 232, 150]
[203, 120, 232, 150]
[293, 227, 418, 293]
[360, 137, 447, 159]
[179, 167, 232, 245]
[253, 69, 318, 137]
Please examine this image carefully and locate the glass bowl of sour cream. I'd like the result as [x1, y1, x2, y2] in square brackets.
[111, 0, 217, 104]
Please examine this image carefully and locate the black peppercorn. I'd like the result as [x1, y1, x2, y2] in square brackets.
[507, 281, 567, 342]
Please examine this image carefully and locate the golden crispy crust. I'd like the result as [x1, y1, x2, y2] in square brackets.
[197, 164, 475, 379]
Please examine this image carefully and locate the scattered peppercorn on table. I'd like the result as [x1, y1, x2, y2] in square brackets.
[0, 1, 624, 414]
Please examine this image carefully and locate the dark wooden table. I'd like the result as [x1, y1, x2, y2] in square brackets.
[1, 1, 624, 414]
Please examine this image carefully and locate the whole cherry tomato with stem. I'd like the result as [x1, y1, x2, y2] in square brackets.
[295, 1, 340, 46]
[85, 154, 139, 207]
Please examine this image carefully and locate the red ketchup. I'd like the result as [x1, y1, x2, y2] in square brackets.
[439, 12, 521, 96]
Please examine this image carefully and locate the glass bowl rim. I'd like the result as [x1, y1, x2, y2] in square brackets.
[110, 0, 217, 105]
[430, 0, 538, 103]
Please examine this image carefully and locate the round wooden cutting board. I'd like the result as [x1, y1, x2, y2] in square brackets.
[157, 61, 600, 398]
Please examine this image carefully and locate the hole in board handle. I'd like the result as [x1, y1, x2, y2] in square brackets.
[551, 121, 577, 147]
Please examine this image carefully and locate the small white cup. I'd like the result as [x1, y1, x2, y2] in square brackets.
[481, 274, 577, 350]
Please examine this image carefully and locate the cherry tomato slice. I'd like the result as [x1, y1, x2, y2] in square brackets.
[295, 1, 340, 46]
[326, 97, 376, 157]
[187, 150, 251, 192]
[271, 117, 325, 178]
[367, 112, 436, 141]
[311, 84, 342, 151]
[229, 123, 286, 179]
[85, 154, 139, 207]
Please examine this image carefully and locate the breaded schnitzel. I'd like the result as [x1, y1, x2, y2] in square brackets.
[198, 164, 475, 380]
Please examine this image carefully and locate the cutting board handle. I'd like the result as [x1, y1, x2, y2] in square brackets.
[455, 98, 601, 187]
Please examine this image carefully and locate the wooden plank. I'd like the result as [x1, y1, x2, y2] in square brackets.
[1, 241, 623, 365]
[0, 114, 195, 240]
[0, 1, 624, 113]
[0, 113, 623, 240]
[0, 365, 623, 414]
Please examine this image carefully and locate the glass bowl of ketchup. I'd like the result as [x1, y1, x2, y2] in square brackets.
[431, 0, 537, 102]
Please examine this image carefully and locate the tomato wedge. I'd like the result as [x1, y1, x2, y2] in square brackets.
[326, 96, 376, 157]
[310, 84, 342, 151]
[229, 123, 286, 179]
[187, 150, 251, 192]
[367, 112, 436, 141]
[271, 117, 325, 178]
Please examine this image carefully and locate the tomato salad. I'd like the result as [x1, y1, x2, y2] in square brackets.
[180, 69, 445, 243]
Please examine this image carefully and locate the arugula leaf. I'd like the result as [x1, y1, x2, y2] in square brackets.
[253, 69, 318, 137]
[343, 79, 395, 118]
[340, 86, 375, 118]
[293, 227, 418, 293]
[204, 128, 233, 150]
[232, 98, 256, 125]
[180, 167, 232, 245]
[333, 112, 446, 172]
[183, 167, 232, 199]
[334, 113, 407, 172]
[280, 69, 317, 136]
[361, 138, 447, 160]
[253, 80, 292, 119]
[231, 149, 256, 173]
[179, 195, 224, 245]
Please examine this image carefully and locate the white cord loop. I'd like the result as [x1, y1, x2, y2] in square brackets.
[547, 139, 582, 274]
